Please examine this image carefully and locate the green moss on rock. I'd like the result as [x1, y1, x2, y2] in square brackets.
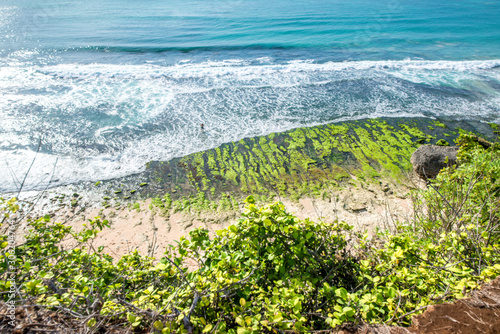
[436, 139, 450, 146]
[142, 117, 495, 204]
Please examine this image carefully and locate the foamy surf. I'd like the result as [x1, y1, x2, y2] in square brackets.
[27, 58, 500, 80]
[1, 58, 499, 192]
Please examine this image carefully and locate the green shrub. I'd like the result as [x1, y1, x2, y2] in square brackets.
[1, 197, 360, 333]
[412, 135, 500, 249]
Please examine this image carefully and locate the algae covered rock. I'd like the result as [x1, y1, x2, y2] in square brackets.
[436, 139, 449, 146]
[411, 145, 458, 180]
[343, 190, 373, 213]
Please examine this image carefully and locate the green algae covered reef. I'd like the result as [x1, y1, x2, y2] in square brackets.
[139, 117, 497, 202]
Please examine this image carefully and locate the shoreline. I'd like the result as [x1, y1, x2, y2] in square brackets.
[2, 115, 497, 198]
[8, 116, 498, 259]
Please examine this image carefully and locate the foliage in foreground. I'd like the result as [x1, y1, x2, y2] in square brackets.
[1, 134, 500, 333]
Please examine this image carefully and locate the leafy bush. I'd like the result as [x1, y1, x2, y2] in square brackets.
[173, 197, 360, 333]
[411, 134, 500, 273]
[355, 230, 500, 326]
[1, 197, 361, 333]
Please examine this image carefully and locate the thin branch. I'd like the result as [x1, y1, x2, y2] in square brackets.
[17, 138, 43, 198]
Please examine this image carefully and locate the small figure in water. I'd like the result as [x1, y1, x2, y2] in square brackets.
[199, 123, 208, 140]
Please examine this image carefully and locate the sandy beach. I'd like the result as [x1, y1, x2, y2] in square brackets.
[17, 175, 416, 261]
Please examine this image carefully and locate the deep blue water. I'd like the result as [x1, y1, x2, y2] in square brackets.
[0, 0, 499, 191]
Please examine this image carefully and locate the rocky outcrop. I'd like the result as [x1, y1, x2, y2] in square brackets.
[411, 145, 459, 180]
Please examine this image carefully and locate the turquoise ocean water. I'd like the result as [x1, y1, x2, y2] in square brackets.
[0, 0, 499, 191]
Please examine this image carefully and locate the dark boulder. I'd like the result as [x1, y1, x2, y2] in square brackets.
[411, 145, 459, 180]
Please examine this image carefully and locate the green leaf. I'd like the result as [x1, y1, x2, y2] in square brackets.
[87, 318, 97, 328]
[240, 298, 246, 307]
[127, 313, 136, 323]
[202, 324, 213, 333]
[331, 318, 342, 326]
[400, 289, 410, 296]
[343, 307, 355, 318]
[335, 288, 348, 300]
[237, 328, 251, 334]
[273, 314, 283, 323]
[156, 263, 167, 270]
[153, 321, 164, 330]
[386, 287, 397, 298]
[235, 316, 245, 327]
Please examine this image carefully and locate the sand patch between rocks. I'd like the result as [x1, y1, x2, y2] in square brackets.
[40, 179, 417, 260]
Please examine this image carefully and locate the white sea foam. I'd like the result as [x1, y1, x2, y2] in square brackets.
[28, 58, 500, 80]
[0, 58, 499, 192]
